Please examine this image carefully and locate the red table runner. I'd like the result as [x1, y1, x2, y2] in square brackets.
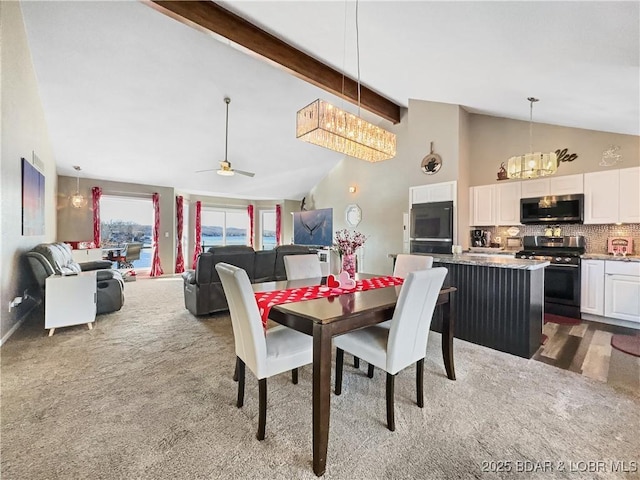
[254, 276, 404, 328]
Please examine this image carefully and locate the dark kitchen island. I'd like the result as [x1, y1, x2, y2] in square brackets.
[393, 253, 549, 359]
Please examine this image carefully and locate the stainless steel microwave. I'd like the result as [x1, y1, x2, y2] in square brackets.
[520, 194, 584, 224]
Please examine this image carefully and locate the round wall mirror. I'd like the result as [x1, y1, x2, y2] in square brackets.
[345, 204, 362, 227]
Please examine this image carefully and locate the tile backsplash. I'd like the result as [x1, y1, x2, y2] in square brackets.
[480, 224, 640, 254]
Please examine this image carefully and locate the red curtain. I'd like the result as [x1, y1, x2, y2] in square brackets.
[192, 200, 202, 269]
[175, 196, 185, 274]
[247, 205, 254, 248]
[275, 204, 282, 247]
[91, 187, 102, 247]
[150, 192, 164, 277]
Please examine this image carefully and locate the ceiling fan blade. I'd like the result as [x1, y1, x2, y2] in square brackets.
[233, 169, 255, 177]
[195, 168, 216, 173]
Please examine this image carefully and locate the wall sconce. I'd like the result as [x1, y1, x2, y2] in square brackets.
[348, 186, 357, 194]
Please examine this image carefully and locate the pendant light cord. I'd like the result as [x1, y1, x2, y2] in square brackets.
[224, 97, 230, 162]
[527, 96, 538, 154]
[355, 0, 361, 117]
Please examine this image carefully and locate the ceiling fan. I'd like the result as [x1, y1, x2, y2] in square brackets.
[196, 97, 255, 178]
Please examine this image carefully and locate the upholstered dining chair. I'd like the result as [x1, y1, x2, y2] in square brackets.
[393, 254, 433, 279]
[215, 262, 313, 440]
[284, 254, 322, 280]
[333, 267, 447, 431]
[356, 253, 435, 378]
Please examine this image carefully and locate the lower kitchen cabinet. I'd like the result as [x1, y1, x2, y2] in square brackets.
[581, 259, 640, 325]
[581, 259, 605, 316]
[604, 261, 640, 324]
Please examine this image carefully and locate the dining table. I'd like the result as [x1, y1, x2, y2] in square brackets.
[252, 273, 456, 476]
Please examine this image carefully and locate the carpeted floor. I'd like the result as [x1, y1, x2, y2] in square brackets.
[1, 277, 639, 479]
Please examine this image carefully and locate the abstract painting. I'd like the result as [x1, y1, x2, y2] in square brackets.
[22, 157, 45, 235]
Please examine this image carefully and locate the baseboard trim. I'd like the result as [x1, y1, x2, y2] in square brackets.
[581, 313, 640, 331]
[0, 297, 41, 347]
[1, 317, 26, 347]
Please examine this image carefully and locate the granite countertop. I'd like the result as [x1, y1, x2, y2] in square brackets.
[430, 254, 549, 270]
[581, 253, 640, 263]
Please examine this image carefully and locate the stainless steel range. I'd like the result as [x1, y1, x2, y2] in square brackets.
[516, 236, 586, 319]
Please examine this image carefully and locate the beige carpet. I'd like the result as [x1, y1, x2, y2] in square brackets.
[1, 277, 639, 479]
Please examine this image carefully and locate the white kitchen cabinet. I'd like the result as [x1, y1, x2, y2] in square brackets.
[520, 178, 549, 198]
[71, 248, 104, 263]
[584, 167, 639, 224]
[495, 182, 521, 225]
[619, 167, 640, 223]
[581, 259, 605, 316]
[549, 174, 584, 195]
[410, 181, 456, 205]
[469, 182, 520, 227]
[604, 260, 640, 323]
[45, 271, 97, 336]
[470, 185, 495, 226]
[520, 174, 583, 198]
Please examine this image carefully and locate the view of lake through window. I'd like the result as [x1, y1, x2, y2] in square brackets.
[201, 209, 249, 248]
[100, 195, 153, 269]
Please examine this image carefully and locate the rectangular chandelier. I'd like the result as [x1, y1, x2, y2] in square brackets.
[506, 152, 558, 179]
[296, 99, 396, 162]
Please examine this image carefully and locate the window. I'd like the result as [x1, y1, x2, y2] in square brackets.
[261, 210, 277, 250]
[100, 195, 153, 270]
[201, 208, 249, 248]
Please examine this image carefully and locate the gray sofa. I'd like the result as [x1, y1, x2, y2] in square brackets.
[26, 242, 125, 314]
[182, 245, 315, 316]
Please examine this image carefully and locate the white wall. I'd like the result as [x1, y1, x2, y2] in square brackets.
[1, 2, 57, 342]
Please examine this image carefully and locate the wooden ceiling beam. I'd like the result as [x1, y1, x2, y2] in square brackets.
[146, 0, 401, 124]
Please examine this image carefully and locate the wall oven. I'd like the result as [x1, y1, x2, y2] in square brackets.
[410, 201, 454, 254]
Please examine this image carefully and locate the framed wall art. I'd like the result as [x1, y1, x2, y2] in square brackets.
[22, 156, 45, 236]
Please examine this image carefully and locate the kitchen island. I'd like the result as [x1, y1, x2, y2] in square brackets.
[391, 253, 549, 358]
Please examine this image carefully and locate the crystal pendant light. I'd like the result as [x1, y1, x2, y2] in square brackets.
[296, 0, 396, 162]
[506, 97, 558, 179]
[70, 165, 87, 208]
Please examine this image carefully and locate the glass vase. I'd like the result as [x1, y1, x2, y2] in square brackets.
[341, 253, 356, 279]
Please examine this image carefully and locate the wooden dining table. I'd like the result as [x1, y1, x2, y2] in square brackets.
[252, 273, 456, 476]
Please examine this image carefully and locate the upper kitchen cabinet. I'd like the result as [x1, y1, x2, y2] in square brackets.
[469, 182, 521, 226]
[520, 174, 584, 198]
[410, 181, 456, 205]
[584, 167, 640, 224]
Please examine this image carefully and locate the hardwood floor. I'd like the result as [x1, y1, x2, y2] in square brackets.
[533, 319, 640, 396]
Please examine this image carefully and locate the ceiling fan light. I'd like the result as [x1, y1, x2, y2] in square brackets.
[217, 169, 234, 176]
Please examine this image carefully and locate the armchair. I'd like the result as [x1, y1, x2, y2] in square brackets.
[26, 242, 124, 315]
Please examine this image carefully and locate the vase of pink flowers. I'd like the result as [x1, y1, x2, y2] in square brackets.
[334, 229, 367, 278]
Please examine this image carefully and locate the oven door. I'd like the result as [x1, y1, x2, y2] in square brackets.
[410, 239, 453, 255]
[544, 263, 581, 318]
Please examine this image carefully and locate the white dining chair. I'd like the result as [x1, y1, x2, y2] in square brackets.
[357, 253, 434, 378]
[333, 267, 448, 431]
[215, 262, 313, 440]
[284, 254, 323, 280]
[393, 254, 433, 278]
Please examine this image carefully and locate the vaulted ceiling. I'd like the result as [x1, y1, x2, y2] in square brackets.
[21, 1, 639, 200]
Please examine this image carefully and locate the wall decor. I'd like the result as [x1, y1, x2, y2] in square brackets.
[555, 148, 578, 166]
[421, 141, 442, 175]
[345, 204, 362, 227]
[497, 162, 508, 180]
[292, 208, 333, 247]
[600, 145, 622, 167]
[21, 156, 45, 235]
